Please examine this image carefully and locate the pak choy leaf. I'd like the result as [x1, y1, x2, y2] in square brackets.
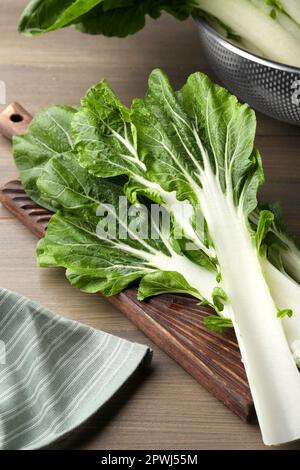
[255, 209, 275, 254]
[13, 105, 77, 211]
[70, 72, 300, 373]
[204, 315, 233, 333]
[36, 154, 218, 301]
[137, 270, 202, 301]
[14, 69, 300, 445]
[71, 79, 216, 267]
[251, 203, 300, 283]
[19, 0, 105, 35]
[129, 69, 300, 446]
[19, 0, 193, 36]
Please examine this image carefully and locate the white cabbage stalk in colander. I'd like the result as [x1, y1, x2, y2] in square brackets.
[196, 0, 300, 67]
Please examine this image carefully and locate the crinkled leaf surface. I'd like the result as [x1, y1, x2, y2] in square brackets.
[72, 79, 216, 266]
[13, 105, 76, 211]
[37, 155, 216, 300]
[19, 0, 193, 36]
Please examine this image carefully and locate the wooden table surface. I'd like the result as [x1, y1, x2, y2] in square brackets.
[1, 0, 300, 451]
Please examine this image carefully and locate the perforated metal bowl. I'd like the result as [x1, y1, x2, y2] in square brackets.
[194, 16, 300, 126]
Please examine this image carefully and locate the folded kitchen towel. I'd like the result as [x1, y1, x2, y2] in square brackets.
[0, 287, 152, 450]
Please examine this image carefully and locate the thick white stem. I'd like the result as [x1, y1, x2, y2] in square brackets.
[281, 248, 300, 284]
[198, 161, 300, 445]
[281, 0, 300, 24]
[263, 260, 300, 366]
[250, 0, 300, 41]
[220, 261, 300, 366]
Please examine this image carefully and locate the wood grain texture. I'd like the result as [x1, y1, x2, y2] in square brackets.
[0, 0, 300, 450]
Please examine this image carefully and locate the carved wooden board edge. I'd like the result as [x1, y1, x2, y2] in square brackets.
[0, 103, 255, 422]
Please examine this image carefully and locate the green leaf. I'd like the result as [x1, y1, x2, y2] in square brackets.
[137, 270, 202, 300]
[14, 68, 300, 446]
[204, 315, 233, 333]
[179, 71, 261, 216]
[19, 0, 105, 35]
[72, 80, 145, 178]
[37, 154, 216, 302]
[37, 211, 154, 296]
[13, 105, 76, 211]
[36, 153, 121, 215]
[265, 0, 283, 12]
[72, 78, 216, 266]
[255, 210, 275, 253]
[277, 308, 293, 319]
[19, 0, 193, 36]
[75, 1, 150, 37]
[131, 68, 260, 227]
[211, 286, 228, 313]
[251, 204, 300, 282]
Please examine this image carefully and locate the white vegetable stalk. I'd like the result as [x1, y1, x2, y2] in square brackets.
[136, 173, 300, 366]
[218, 261, 300, 366]
[281, 0, 300, 24]
[143, 248, 217, 303]
[281, 245, 300, 284]
[250, 0, 300, 41]
[69, 71, 300, 445]
[149, 187, 300, 365]
[195, 0, 300, 66]
[196, 147, 300, 446]
[133, 174, 216, 258]
[263, 260, 300, 366]
[276, 9, 300, 40]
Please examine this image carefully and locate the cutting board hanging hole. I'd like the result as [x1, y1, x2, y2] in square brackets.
[10, 114, 23, 123]
[0, 103, 32, 139]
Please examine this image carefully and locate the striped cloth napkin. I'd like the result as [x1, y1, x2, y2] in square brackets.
[0, 288, 152, 450]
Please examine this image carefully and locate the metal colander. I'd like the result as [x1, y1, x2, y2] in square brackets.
[194, 16, 300, 126]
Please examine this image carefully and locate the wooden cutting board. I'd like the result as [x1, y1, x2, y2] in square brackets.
[0, 103, 254, 422]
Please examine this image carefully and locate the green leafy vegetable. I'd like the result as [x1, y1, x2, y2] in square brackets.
[19, 0, 300, 66]
[13, 69, 300, 446]
[251, 204, 300, 282]
[204, 315, 233, 333]
[19, 0, 193, 36]
[19, 0, 106, 35]
[13, 105, 76, 211]
[72, 79, 216, 267]
[211, 287, 228, 313]
[36, 154, 217, 301]
[128, 69, 300, 445]
[255, 209, 275, 253]
[137, 270, 204, 301]
[70, 74, 300, 362]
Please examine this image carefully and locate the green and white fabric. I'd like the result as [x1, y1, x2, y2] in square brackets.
[0, 288, 152, 450]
